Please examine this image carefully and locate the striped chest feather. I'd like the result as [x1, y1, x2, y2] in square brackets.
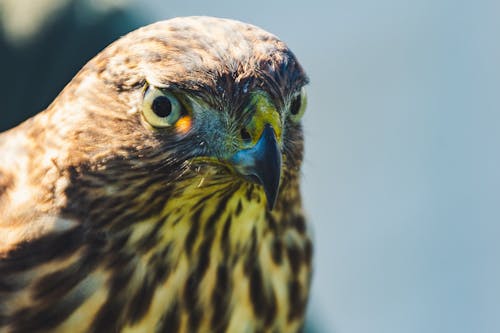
[0, 173, 312, 333]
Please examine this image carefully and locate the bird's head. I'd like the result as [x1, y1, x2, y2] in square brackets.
[44, 17, 308, 212]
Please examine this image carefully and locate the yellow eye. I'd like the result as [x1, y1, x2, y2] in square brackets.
[289, 87, 307, 122]
[142, 86, 183, 128]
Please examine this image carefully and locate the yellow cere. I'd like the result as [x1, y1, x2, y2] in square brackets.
[246, 92, 282, 144]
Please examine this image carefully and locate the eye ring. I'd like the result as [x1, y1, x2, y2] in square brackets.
[289, 87, 307, 122]
[142, 86, 183, 128]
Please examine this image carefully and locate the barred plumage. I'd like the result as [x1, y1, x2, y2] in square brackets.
[0, 16, 312, 332]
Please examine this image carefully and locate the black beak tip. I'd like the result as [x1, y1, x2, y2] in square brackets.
[244, 173, 279, 210]
[264, 184, 279, 210]
[256, 125, 282, 211]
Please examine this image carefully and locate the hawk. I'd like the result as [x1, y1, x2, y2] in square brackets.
[0, 16, 312, 333]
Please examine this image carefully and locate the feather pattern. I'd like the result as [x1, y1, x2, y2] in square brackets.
[0, 16, 311, 333]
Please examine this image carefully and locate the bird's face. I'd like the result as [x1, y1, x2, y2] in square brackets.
[56, 17, 308, 211]
[137, 82, 306, 209]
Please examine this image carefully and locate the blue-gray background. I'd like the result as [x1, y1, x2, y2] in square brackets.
[1, 0, 499, 332]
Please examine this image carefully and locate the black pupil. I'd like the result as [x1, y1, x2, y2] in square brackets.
[290, 95, 302, 115]
[152, 96, 172, 118]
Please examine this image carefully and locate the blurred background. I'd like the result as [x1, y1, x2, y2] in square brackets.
[1, 0, 499, 332]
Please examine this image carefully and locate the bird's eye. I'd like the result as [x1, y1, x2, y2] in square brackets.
[289, 87, 307, 122]
[142, 86, 183, 128]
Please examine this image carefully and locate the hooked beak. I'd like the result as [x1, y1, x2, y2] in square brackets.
[230, 124, 282, 210]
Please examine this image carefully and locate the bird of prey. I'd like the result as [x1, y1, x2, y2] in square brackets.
[0, 16, 312, 333]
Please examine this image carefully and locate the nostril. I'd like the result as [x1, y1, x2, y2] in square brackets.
[240, 128, 252, 142]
